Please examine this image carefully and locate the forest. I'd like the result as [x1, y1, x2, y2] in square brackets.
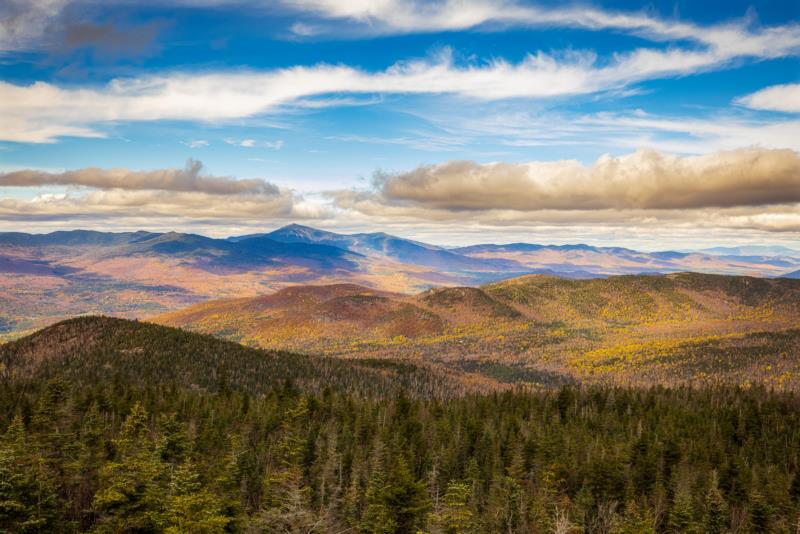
[2, 318, 800, 532]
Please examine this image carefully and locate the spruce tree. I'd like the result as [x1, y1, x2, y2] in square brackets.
[703, 473, 728, 534]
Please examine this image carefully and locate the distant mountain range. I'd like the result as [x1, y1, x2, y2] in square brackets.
[2, 223, 799, 336]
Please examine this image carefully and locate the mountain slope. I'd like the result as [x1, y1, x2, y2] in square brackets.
[783, 269, 800, 279]
[155, 273, 800, 389]
[265, 223, 526, 272]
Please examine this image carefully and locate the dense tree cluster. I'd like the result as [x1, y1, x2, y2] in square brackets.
[2, 377, 800, 533]
[3, 316, 800, 532]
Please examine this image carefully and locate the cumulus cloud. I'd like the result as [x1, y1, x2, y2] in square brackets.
[329, 148, 800, 233]
[0, 159, 280, 196]
[368, 148, 800, 211]
[736, 83, 800, 113]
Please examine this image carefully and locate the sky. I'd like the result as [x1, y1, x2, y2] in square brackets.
[0, 0, 799, 249]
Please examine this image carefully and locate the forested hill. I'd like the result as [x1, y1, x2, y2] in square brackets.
[155, 273, 800, 390]
[0, 316, 472, 400]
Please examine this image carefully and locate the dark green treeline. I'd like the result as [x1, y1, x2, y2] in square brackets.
[2, 379, 800, 533]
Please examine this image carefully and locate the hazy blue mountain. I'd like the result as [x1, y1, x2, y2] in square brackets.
[262, 224, 526, 272]
[701, 245, 800, 258]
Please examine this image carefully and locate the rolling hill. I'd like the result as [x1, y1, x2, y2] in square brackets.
[0, 316, 475, 399]
[156, 273, 800, 390]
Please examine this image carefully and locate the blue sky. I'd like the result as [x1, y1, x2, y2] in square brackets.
[0, 0, 799, 248]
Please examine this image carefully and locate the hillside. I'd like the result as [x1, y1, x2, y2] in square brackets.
[156, 273, 800, 389]
[0, 316, 476, 399]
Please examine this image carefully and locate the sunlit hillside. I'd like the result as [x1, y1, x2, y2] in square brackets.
[155, 273, 800, 390]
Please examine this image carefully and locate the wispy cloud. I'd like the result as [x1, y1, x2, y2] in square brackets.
[3, 39, 796, 143]
[181, 139, 209, 148]
[285, 0, 800, 58]
[224, 137, 284, 149]
[415, 106, 800, 154]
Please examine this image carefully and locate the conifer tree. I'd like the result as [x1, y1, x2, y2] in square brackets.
[434, 480, 474, 534]
[164, 462, 230, 533]
[667, 490, 695, 534]
[747, 490, 771, 534]
[703, 472, 728, 534]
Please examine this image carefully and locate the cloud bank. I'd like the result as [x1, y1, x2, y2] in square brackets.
[0, 160, 315, 222]
[331, 148, 800, 234]
[0, 159, 279, 195]
[2, 150, 799, 239]
[369, 148, 800, 210]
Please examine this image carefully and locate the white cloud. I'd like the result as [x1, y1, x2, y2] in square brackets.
[0, 0, 69, 51]
[286, 0, 800, 60]
[224, 137, 284, 149]
[417, 106, 800, 155]
[2, 40, 794, 144]
[736, 83, 800, 113]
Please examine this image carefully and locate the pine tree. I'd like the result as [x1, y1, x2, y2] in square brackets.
[612, 501, 656, 534]
[164, 462, 230, 533]
[703, 473, 728, 534]
[0, 417, 30, 531]
[435, 480, 474, 534]
[0, 414, 62, 533]
[383, 456, 430, 533]
[667, 490, 695, 533]
[361, 452, 395, 534]
[747, 490, 771, 534]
